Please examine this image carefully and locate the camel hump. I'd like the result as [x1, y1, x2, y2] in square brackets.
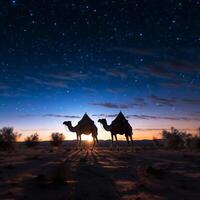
[78, 113, 94, 127]
[112, 111, 128, 126]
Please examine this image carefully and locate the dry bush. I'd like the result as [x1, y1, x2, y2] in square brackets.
[185, 135, 200, 150]
[161, 127, 200, 150]
[190, 128, 200, 150]
[161, 127, 186, 149]
[50, 132, 65, 147]
[0, 127, 21, 151]
[25, 133, 40, 147]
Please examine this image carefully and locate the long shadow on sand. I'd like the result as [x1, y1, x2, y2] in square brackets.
[1, 149, 81, 200]
[72, 149, 120, 200]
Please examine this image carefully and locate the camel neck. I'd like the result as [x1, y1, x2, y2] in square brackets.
[67, 123, 77, 132]
[101, 120, 111, 131]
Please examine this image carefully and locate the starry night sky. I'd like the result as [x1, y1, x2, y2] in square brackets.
[0, 0, 200, 140]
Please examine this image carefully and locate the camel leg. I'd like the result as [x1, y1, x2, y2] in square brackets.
[130, 134, 134, 151]
[91, 136, 95, 151]
[115, 135, 119, 150]
[125, 135, 130, 152]
[126, 135, 130, 146]
[76, 134, 79, 149]
[111, 134, 114, 150]
[93, 128, 98, 147]
[130, 135, 133, 146]
[79, 135, 82, 150]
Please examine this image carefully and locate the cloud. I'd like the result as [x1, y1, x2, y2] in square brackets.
[0, 83, 11, 96]
[148, 95, 200, 107]
[191, 111, 200, 116]
[161, 81, 200, 90]
[106, 88, 127, 94]
[149, 95, 176, 107]
[92, 114, 118, 118]
[98, 67, 129, 79]
[99, 64, 175, 80]
[0, 92, 16, 97]
[158, 60, 200, 73]
[25, 76, 69, 88]
[127, 114, 199, 121]
[148, 66, 174, 78]
[106, 69, 128, 79]
[44, 71, 88, 81]
[107, 48, 199, 81]
[43, 114, 81, 118]
[132, 98, 147, 107]
[90, 98, 146, 109]
[93, 113, 200, 121]
[25, 70, 90, 89]
[129, 65, 175, 79]
[110, 47, 156, 56]
[0, 83, 10, 90]
[126, 59, 200, 80]
[21, 114, 81, 118]
[182, 98, 200, 104]
[81, 87, 98, 98]
[0, 85, 27, 97]
[90, 102, 132, 109]
[82, 87, 97, 93]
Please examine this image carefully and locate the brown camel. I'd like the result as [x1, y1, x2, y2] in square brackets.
[63, 113, 98, 149]
[98, 111, 133, 147]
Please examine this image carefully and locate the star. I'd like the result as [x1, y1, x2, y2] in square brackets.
[139, 33, 143, 37]
[11, 0, 16, 5]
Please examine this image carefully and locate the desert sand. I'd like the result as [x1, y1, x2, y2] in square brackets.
[0, 143, 200, 200]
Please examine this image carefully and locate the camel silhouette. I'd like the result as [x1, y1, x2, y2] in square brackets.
[63, 113, 98, 149]
[98, 111, 133, 147]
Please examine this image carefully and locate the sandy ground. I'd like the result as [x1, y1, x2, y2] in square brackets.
[0, 145, 200, 200]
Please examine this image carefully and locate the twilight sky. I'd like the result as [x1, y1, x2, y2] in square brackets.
[0, 0, 200, 140]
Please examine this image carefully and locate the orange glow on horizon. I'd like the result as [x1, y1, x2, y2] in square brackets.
[17, 127, 199, 142]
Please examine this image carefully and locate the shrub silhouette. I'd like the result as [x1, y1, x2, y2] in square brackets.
[185, 135, 200, 150]
[162, 127, 189, 149]
[160, 127, 200, 150]
[50, 133, 65, 147]
[0, 127, 21, 151]
[25, 133, 39, 147]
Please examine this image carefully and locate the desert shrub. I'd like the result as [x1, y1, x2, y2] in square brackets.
[161, 127, 200, 150]
[0, 127, 21, 151]
[50, 132, 65, 147]
[185, 135, 200, 150]
[25, 133, 40, 147]
[161, 127, 187, 149]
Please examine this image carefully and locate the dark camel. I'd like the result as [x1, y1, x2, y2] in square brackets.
[63, 114, 98, 149]
[98, 112, 133, 147]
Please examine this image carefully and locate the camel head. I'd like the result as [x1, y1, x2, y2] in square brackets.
[63, 121, 71, 126]
[98, 118, 107, 124]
